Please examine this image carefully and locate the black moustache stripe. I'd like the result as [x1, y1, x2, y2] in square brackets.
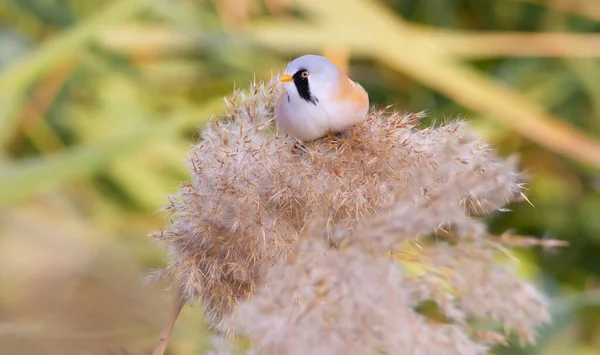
[292, 69, 318, 105]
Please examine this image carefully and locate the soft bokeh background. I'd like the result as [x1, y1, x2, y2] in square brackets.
[1, 0, 600, 354]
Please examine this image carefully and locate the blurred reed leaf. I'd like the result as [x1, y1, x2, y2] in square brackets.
[420, 31, 600, 58]
[0, 97, 224, 207]
[0, 125, 170, 206]
[9, 0, 76, 27]
[514, 0, 600, 22]
[0, 0, 154, 146]
[97, 24, 201, 58]
[564, 58, 600, 121]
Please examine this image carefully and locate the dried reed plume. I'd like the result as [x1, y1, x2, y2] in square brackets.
[151, 77, 553, 354]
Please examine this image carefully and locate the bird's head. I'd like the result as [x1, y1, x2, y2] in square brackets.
[279, 54, 341, 106]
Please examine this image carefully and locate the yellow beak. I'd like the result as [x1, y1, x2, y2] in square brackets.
[280, 75, 293, 82]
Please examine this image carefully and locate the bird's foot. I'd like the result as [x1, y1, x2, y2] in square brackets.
[292, 140, 308, 154]
[334, 131, 345, 139]
[329, 130, 346, 141]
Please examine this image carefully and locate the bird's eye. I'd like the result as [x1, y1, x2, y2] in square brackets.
[301, 71, 309, 78]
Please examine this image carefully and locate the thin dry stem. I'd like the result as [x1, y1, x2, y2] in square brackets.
[152, 286, 184, 355]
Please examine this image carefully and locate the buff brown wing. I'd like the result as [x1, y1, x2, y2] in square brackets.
[335, 71, 369, 112]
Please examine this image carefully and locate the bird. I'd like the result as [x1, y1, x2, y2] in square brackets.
[274, 54, 369, 142]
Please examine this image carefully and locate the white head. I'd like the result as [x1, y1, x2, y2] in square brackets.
[279, 54, 341, 106]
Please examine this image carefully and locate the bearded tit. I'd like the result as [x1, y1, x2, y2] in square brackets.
[275, 54, 369, 142]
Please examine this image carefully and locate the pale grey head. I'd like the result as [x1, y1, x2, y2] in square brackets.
[280, 54, 342, 106]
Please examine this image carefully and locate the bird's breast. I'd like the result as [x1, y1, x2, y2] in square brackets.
[275, 91, 367, 142]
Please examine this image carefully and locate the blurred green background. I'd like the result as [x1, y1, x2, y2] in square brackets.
[1, 0, 600, 354]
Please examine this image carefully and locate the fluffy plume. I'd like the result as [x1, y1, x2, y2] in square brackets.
[228, 239, 487, 355]
[151, 76, 552, 352]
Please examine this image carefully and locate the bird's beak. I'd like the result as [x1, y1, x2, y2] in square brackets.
[280, 75, 293, 82]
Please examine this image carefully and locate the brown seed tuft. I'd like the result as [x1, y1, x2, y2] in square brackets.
[151, 76, 552, 352]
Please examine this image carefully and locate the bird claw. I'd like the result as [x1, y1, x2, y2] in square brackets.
[332, 131, 345, 140]
[324, 130, 346, 141]
[292, 140, 308, 154]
